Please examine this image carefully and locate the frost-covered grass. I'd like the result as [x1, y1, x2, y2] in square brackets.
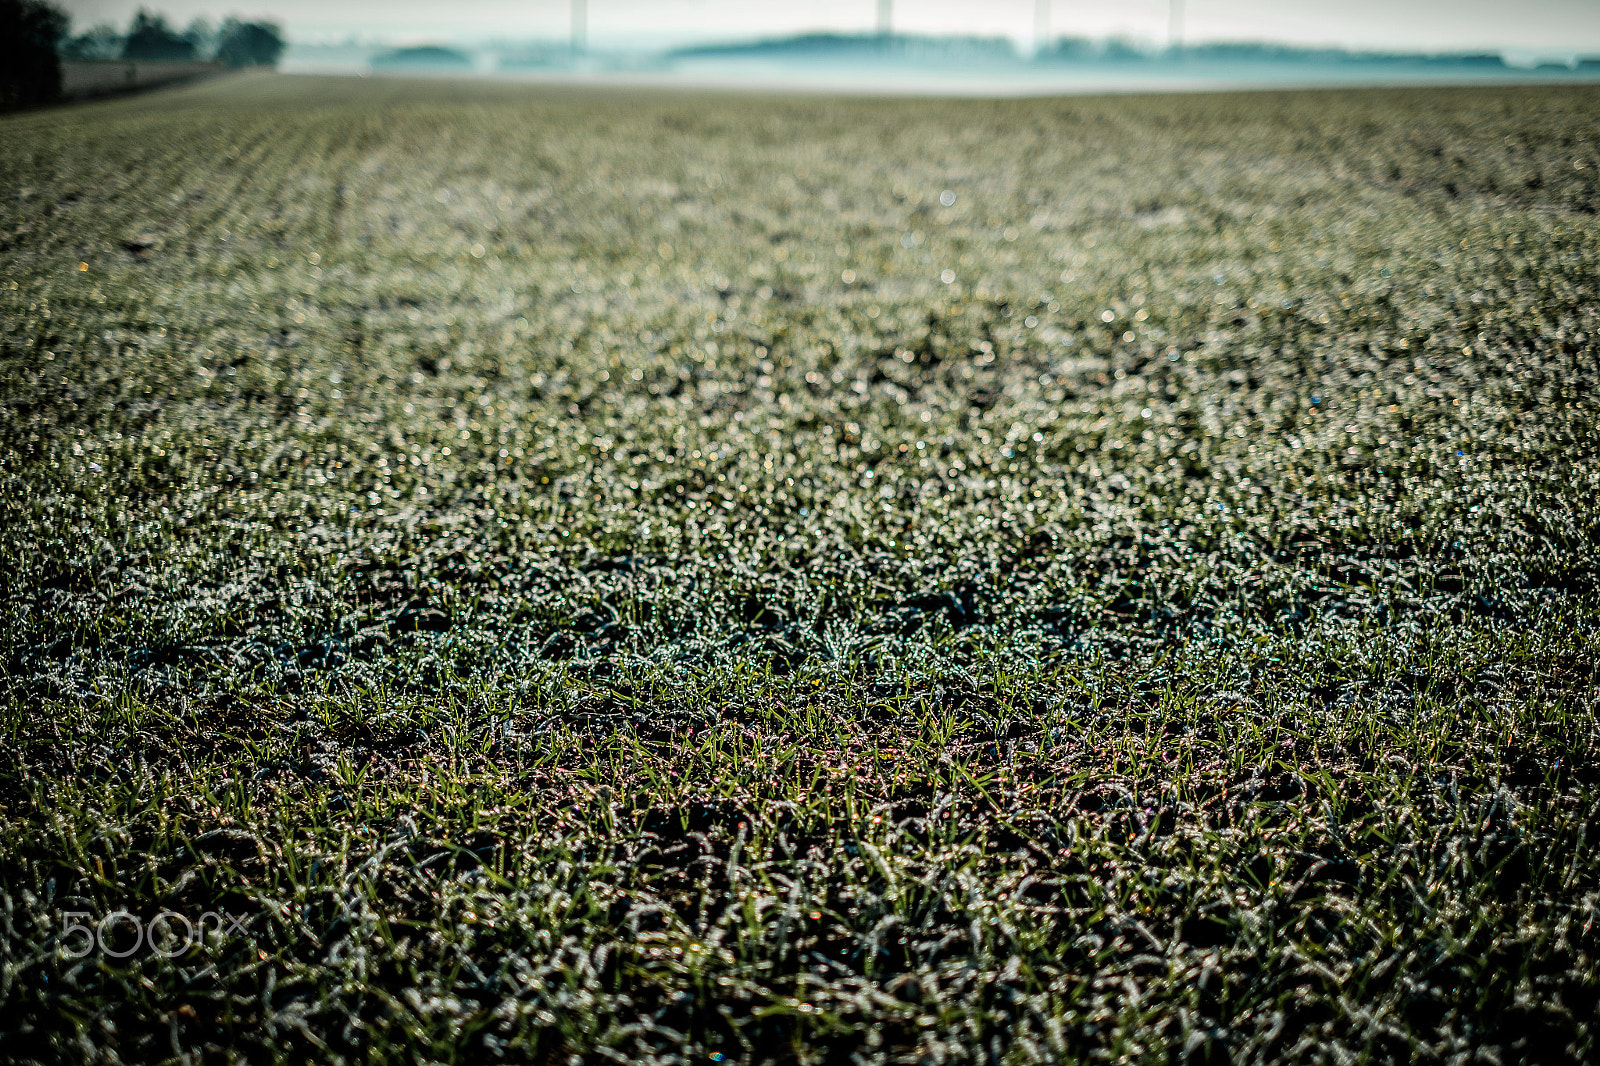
[1, 74, 1598, 1064]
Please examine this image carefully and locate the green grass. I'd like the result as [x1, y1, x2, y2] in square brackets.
[1, 73, 1598, 1064]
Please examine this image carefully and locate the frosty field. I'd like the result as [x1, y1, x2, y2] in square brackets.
[1, 74, 1598, 1064]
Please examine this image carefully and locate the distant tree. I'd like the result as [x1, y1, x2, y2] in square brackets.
[1033, 36, 1097, 63]
[1, 0, 68, 109]
[1101, 36, 1150, 62]
[60, 22, 124, 60]
[183, 17, 218, 60]
[122, 10, 196, 61]
[371, 45, 473, 70]
[215, 19, 285, 67]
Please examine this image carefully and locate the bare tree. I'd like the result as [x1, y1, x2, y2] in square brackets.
[877, 0, 891, 38]
[572, 0, 586, 56]
[1034, 0, 1050, 53]
[1169, 0, 1184, 49]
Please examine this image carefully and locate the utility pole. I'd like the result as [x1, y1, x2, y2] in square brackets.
[572, 0, 587, 56]
[1034, 0, 1050, 54]
[877, 0, 892, 38]
[1168, 0, 1184, 51]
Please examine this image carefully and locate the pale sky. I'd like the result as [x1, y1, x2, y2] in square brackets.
[56, 0, 1600, 54]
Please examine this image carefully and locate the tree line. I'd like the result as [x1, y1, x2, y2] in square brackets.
[2, 1, 284, 110]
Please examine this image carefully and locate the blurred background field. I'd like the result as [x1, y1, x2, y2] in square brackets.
[1, 74, 1598, 1064]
